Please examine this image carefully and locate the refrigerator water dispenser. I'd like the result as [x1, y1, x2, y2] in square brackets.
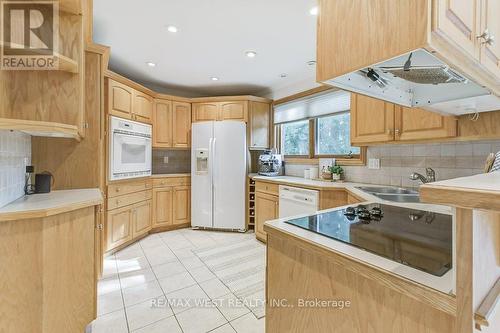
[195, 149, 209, 174]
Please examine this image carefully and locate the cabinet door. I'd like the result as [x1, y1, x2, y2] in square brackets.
[255, 192, 278, 242]
[249, 101, 270, 149]
[153, 187, 173, 227]
[133, 200, 152, 238]
[153, 99, 173, 147]
[172, 101, 192, 148]
[192, 103, 219, 122]
[220, 101, 248, 121]
[108, 79, 133, 120]
[434, 0, 480, 59]
[395, 106, 457, 141]
[350, 94, 395, 145]
[173, 186, 191, 225]
[106, 205, 133, 251]
[133, 91, 153, 123]
[480, 0, 500, 77]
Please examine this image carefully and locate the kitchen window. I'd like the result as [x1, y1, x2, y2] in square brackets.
[275, 89, 365, 165]
[281, 120, 310, 156]
[315, 112, 360, 156]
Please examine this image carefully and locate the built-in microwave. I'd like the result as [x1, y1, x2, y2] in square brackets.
[109, 116, 152, 181]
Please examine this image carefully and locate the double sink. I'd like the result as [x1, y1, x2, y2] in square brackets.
[356, 186, 420, 203]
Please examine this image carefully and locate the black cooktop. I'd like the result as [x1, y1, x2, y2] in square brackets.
[285, 203, 452, 276]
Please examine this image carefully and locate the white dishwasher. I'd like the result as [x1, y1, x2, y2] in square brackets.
[279, 185, 320, 219]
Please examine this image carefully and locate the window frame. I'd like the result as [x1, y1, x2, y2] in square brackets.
[278, 116, 366, 166]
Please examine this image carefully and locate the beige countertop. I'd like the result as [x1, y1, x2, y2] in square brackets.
[253, 175, 451, 214]
[420, 172, 500, 211]
[0, 189, 103, 222]
[258, 175, 455, 293]
[151, 173, 190, 178]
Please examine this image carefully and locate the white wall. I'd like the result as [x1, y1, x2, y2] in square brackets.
[0, 130, 31, 207]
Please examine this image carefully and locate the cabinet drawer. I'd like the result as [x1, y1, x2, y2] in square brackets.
[255, 181, 279, 196]
[153, 177, 190, 188]
[107, 190, 152, 210]
[108, 179, 153, 198]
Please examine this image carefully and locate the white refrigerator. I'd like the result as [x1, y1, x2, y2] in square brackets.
[191, 121, 247, 231]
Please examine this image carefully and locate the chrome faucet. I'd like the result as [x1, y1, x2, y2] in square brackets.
[410, 168, 436, 184]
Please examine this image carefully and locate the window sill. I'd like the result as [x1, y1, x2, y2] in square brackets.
[284, 157, 366, 166]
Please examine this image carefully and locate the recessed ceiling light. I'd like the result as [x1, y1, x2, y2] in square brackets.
[245, 51, 257, 58]
[280, 73, 288, 78]
[146, 62, 156, 67]
[166, 25, 178, 33]
[307, 60, 317, 66]
[309, 6, 318, 15]
[211, 77, 219, 81]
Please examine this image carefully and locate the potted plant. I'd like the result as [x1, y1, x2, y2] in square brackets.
[329, 165, 344, 181]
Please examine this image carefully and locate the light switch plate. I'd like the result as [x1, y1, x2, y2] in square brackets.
[163, 156, 169, 164]
[368, 158, 380, 169]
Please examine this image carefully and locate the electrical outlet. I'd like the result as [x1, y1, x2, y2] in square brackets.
[163, 156, 169, 164]
[368, 158, 380, 170]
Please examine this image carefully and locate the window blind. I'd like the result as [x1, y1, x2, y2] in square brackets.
[273, 90, 351, 124]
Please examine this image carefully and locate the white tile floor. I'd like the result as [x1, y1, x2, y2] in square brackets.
[93, 229, 266, 333]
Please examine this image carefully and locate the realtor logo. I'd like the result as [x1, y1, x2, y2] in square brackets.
[1, 1, 59, 70]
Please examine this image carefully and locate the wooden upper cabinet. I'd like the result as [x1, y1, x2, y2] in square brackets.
[480, 0, 500, 77]
[350, 94, 395, 144]
[317, 0, 500, 97]
[249, 101, 270, 149]
[351, 94, 458, 145]
[172, 101, 192, 148]
[173, 186, 191, 225]
[192, 103, 219, 122]
[153, 99, 173, 147]
[152, 187, 173, 227]
[395, 106, 457, 141]
[106, 205, 133, 250]
[108, 79, 133, 119]
[133, 92, 153, 123]
[132, 200, 152, 238]
[220, 101, 248, 121]
[434, 0, 480, 59]
[316, 0, 428, 81]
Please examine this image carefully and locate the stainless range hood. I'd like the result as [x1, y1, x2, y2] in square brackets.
[323, 49, 500, 115]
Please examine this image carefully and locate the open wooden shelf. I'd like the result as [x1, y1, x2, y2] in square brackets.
[0, 118, 82, 141]
[0, 44, 79, 74]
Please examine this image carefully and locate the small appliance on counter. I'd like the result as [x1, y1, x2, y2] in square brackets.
[35, 172, 53, 193]
[258, 149, 283, 176]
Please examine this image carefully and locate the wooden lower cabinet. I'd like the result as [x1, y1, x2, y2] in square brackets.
[153, 187, 173, 227]
[255, 191, 279, 242]
[0, 205, 100, 333]
[173, 186, 191, 225]
[152, 179, 191, 228]
[106, 204, 133, 250]
[132, 199, 152, 237]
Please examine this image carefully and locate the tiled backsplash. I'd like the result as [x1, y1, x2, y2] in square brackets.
[0, 130, 31, 207]
[153, 149, 191, 174]
[285, 140, 500, 188]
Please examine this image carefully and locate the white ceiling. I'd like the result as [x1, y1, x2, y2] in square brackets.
[93, 0, 319, 98]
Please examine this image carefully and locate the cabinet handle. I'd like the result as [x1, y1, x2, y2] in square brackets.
[116, 188, 121, 192]
[477, 29, 495, 45]
[387, 129, 393, 135]
[395, 129, 400, 136]
[116, 200, 121, 205]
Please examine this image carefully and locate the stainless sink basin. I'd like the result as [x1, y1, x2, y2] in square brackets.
[356, 186, 420, 203]
[356, 186, 418, 195]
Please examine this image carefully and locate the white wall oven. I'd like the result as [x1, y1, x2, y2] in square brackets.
[109, 116, 152, 181]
